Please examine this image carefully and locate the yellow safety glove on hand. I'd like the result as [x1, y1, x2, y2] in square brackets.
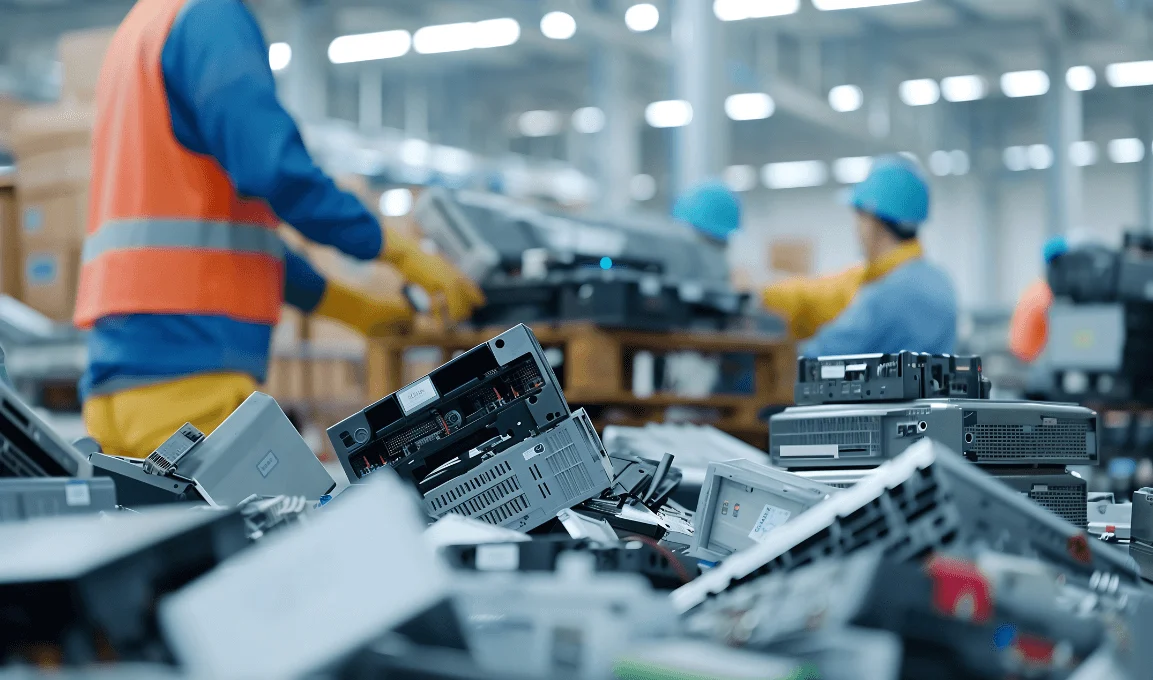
[314, 280, 415, 335]
[380, 227, 485, 322]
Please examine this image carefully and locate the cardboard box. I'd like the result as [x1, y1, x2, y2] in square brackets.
[20, 245, 80, 321]
[58, 27, 116, 103]
[8, 103, 95, 159]
[768, 238, 815, 276]
[16, 147, 91, 196]
[0, 177, 20, 298]
[19, 189, 87, 245]
[0, 96, 30, 151]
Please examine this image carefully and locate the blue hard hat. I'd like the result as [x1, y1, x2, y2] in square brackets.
[672, 181, 742, 242]
[848, 156, 930, 231]
[1042, 236, 1069, 263]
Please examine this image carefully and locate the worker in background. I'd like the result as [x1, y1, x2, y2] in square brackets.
[1009, 237, 1068, 364]
[75, 0, 483, 458]
[762, 156, 957, 356]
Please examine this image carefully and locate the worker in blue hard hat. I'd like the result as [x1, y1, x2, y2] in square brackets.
[672, 180, 743, 243]
[762, 156, 957, 356]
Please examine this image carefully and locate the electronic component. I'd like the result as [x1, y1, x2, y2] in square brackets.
[1087, 493, 1132, 541]
[675, 438, 1139, 613]
[0, 505, 249, 664]
[452, 555, 677, 680]
[422, 409, 614, 533]
[0, 378, 90, 477]
[1132, 487, 1153, 582]
[159, 470, 462, 679]
[770, 399, 1098, 469]
[329, 324, 569, 490]
[90, 393, 334, 508]
[443, 536, 692, 589]
[795, 352, 989, 406]
[689, 459, 834, 562]
[0, 477, 117, 521]
[606, 452, 682, 509]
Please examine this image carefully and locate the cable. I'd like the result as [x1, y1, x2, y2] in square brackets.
[623, 533, 695, 584]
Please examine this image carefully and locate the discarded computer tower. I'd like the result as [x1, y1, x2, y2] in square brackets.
[771, 399, 1098, 469]
[329, 324, 569, 491]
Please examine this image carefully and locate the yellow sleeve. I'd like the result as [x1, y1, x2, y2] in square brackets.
[762, 265, 866, 340]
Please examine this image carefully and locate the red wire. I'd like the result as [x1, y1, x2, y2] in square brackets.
[624, 533, 694, 584]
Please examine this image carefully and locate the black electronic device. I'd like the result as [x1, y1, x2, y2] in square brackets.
[0, 379, 90, 477]
[328, 324, 570, 491]
[0, 505, 249, 664]
[794, 352, 989, 406]
[443, 536, 691, 589]
[988, 468, 1088, 529]
[607, 452, 682, 510]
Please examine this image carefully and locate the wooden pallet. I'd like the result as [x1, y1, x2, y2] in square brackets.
[366, 323, 794, 447]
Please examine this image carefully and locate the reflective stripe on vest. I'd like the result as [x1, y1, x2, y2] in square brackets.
[82, 219, 286, 264]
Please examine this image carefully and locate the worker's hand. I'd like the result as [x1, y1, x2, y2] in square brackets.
[313, 281, 416, 336]
[380, 227, 485, 323]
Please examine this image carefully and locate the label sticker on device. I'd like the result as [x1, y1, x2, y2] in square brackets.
[397, 376, 439, 414]
[64, 481, 91, 507]
[748, 504, 792, 543]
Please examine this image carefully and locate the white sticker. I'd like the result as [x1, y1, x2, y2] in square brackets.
[778, 444, 839, 459]
[397, 376, 439, 414]
[820, 363, 846, 379]
[475, 543, 520, 571]
[748, 504, 792, 543]
[523, 442, 548, 461]
[64, 481, 91, 507]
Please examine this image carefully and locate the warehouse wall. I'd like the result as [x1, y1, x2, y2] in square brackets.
[735, 163, 1144, 311]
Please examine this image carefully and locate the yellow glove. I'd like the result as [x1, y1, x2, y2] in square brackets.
[762, 265, 866, 340]
[380, 227, 485, 322]
[314, 280, 415, 335]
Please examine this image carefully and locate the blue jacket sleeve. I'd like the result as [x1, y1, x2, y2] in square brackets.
[800, 292, 880, 358]
[161, 0, 383, 260]
[283, 249, 327, 313]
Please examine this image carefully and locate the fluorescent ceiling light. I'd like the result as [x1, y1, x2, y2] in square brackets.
[571, 107, 606, 134]
[928, 150, 951, 177]
[1027, 144, 1053, 170]
[517, 110, 564, 137]
[1108, 138, 1145, 164]
[1066, 66, 1096, 92]
[630, 174, 657, 201]
[625, 4, 660, 32]
[828, 85, 863, 112]
[540, 11, 576, 40]
[949, 150, 970, 176]
[833, 157, 871, 184]
[399, 139, 431, 167]
[328, 30, 411, 64]
[1000, 70, 1050, 98]
[431, 146, 473, 175]
[1105, 61, 1153, 88]
[645, 100, 693, 128]
[898, 79, 939, 106]
[269, 42, 291, 71]
[412, 19, 520, 55]
[725, 93, 775, 121]
[814, 0, 921, 9]
[1069, 141, 1098, 167]
[723, 165, 758, 192]
[713, 0, 800, 21]
[379, 189, 414, 217]
[940, 75, 986, 102]
[1003, 146, 1028, 172]
[763, 161, 828, 189]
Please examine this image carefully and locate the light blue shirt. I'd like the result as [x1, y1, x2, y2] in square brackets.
[801, 258, 958, 357]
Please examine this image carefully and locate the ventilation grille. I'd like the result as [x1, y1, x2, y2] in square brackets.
[476, 494, 531, 525]
[427, 460, 516, 513]
[964, 421, 1091, 461]
[1029, 485, 1088, 528]
[772, 416, 883, 454]
[0, 441, 41, 477]
[541, 427, 597, 501]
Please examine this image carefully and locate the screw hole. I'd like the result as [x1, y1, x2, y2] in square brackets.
[495, 339, 505, 349]
[546, 412, 555, 421]
[529, 395, 538, 404]
[965, 432, 974, 444]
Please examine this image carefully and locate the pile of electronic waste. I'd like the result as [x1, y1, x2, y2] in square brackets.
[1, 329, 1152, 679]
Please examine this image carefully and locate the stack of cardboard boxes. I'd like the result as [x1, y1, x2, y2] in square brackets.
[8, 27, 112, 321]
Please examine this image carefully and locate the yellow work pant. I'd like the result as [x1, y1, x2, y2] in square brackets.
[82, 372, 258, 459]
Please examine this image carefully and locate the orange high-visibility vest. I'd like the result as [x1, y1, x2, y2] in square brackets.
[74, 0, 283, 329]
